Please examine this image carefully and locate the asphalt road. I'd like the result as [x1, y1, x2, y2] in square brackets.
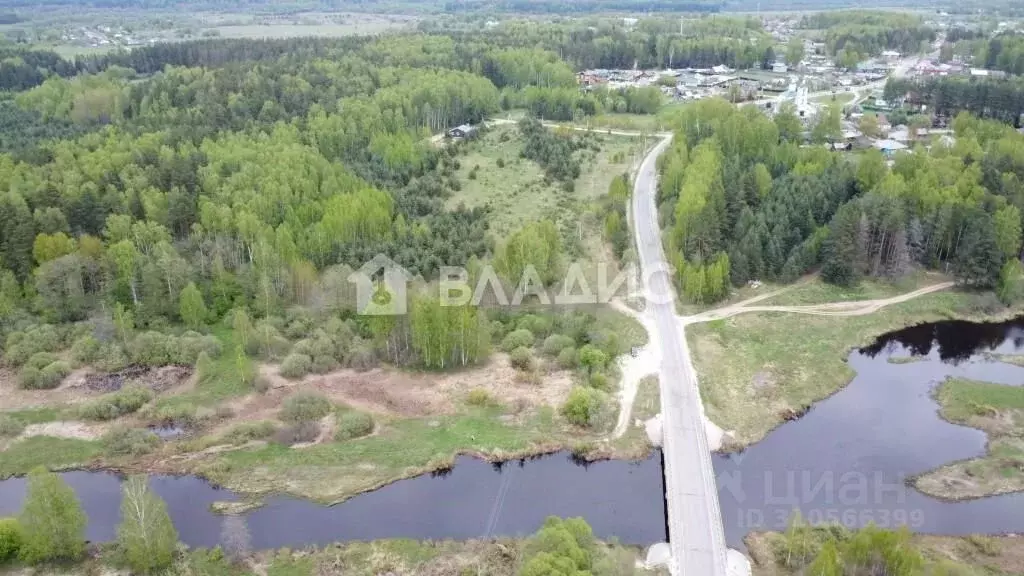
[631, 135, 728, 576]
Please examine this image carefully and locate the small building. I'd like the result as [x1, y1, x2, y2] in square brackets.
[873, 139, 908, 157]
[773, 62, 788, 74]
[446, 124, 478, 139]
[881, 50, 901, 61]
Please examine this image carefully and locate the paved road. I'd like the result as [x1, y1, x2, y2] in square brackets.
[631, 135, 728, 576]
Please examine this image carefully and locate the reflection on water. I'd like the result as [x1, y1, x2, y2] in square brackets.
[2, 317, 1024, 550]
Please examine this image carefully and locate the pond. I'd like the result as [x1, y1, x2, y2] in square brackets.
[3, 317, 1024, 550]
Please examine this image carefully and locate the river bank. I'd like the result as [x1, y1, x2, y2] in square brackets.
[688, 283, 1024, 448]
[745, 530, 1024, 575]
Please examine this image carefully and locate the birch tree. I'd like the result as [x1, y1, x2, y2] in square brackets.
[117, 475, 178, 574]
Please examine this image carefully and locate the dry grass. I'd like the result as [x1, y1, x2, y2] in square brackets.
[687, 289, 1006, 447]
[913, 379, 1024, 500]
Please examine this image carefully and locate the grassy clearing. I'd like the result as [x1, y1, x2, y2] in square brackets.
[203, 405, 614, 502]
[447, 124, 644, 239]
[990, 354, 1024, 367]
[687, 289, 1015, 447]
[758, 272, 944, 307]
[913, 379, 1024, 500]
[0, 436, 102, 478]
[746, 531, 1024, 576]
[810, 91, 856, 106]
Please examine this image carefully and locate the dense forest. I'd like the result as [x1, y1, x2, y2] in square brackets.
[658, 99, 1024, 303]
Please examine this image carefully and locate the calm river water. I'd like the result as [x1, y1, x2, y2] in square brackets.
[3, 317, 1024, 549]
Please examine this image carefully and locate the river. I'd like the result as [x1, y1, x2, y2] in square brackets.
[2, 317, 1024, 549]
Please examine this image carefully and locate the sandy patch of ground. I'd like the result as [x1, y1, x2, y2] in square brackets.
[0, 365, 194, 411]
[254, 355, 574, 419]
[19, 420, 106, 441]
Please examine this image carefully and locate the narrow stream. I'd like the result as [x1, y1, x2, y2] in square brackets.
[2, 317, 1024, 549]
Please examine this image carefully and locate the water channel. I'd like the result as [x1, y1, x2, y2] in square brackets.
[2, 317, 1024, 550]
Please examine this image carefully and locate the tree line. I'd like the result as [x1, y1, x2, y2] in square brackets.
[885, 75, 1024, 127]
[658, 98, 1024, 303]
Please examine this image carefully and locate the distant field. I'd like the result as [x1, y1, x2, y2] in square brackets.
[200, 11, 414, 39]
[447, 123, 645, 240]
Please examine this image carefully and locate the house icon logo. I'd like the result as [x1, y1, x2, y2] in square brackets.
[348, 254, 412, 316]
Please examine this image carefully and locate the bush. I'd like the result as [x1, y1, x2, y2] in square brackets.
[148, 404, 197, 428]
[0, 417, 24, 438]
[279, 353, 312, 380]
[3, 325, 62, 367]
[311, 355, 340, 375]
[81, 386, 153, 421]
[128, 332, 172, 366]
[271, 421, 320, 446]
[517, 314, 553, 337]
[542, 334, 575, 357]
[25, 352, 60, 371]
[175, 333, 222, 365]
[466, 388, 496, 408]
[501, 328, 535, 352]
[223, 421, 277, 445]
[103, 427, 160, 457]
[557, 347, 579, 369]
[347, 341, 377, 371]
[253, 376, 272, 394]
[279, 393, 332, 423]
[95, 343, 129, 372]
[69, 335, 100, 366]
[588, 372, 611, 391]
[496, 157, 505, 168]
[509, 347, 535, 371]
[561, 387, 606, 428]
[0, 518, 22, 562]
[20, 361, 70, 390]
[335, 412, 374, 441]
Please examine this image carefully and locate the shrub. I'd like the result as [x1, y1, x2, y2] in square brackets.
[557, 347, 579, 369]
[81, 386, 153, 421]
[279, 353, 312, 380]
[588, 372, 611, 391]
[3, 325, 62, 367]
[517, 315, 553, 337]
[347, 341, 377, 371]
[279, 393, 332, 423]
[18, 468, 85, 564]
[253, 376, 272, 394]
[103, 427, 160, 457]
[25, 352, 60, 371]
[496, 157, 505, 168]
[561, 386, 606, 428]
[335, 412, 374, 441]
[128, 332, 172, 366]
[223, 421, 277, 445]
[95, 343, 129, 372]
[542, 334, 575, 357]
[311, 355, 340, 375]
[20, 361, 70, 390]
[69, 335, 101, 366]
[0, 417, 24, 438]
[466, 388, 496, 408]
[148, 404, 197, 428]
[0, 518, 22, 562]
[501, 328, 535, 352]
[272, 421, 320, 446]
[175, 333, 222, 365]
[509, 347, 535, 371]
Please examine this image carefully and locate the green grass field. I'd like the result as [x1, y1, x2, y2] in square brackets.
[759, 272, 945, 307]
